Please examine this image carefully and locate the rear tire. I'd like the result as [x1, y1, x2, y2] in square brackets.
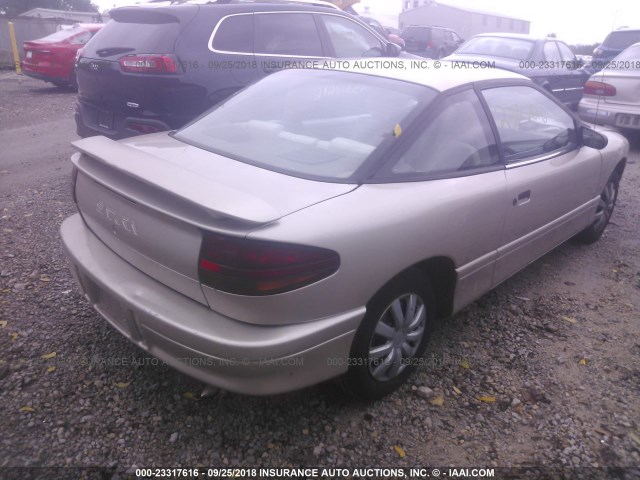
[337, 270, 434, 400]
[69, 70, 78, 91]
[574, 171, 620, 244]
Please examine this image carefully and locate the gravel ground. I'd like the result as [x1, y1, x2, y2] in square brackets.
[1, 72, 639, 479]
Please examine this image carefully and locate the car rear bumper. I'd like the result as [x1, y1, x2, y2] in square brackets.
[61, 214, 362, 395]
[21, 65, 68, 83]
[579, 98, 640, 130]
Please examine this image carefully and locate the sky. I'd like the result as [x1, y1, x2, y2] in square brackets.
[92, 0, 640, 45]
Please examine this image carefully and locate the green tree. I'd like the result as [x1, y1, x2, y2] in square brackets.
[0, 0, 98, 16]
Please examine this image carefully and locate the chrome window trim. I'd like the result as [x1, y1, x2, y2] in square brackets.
[208, 11, 385, 57]
[504, 145, 577, 169]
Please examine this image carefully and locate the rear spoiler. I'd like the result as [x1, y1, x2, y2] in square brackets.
[72, 136, 280, 226]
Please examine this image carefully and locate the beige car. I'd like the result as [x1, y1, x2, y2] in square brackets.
[61, 61, 629, 399]
[579, 42, 640, 131]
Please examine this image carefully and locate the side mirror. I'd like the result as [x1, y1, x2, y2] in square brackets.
[581, 126, 608, 150]
[386, 42, 402, 57]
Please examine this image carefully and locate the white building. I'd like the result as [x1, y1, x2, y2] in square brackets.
[399, 0, 530, 39]
[19, 8, 108, 23]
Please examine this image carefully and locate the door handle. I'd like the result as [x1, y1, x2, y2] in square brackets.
[513, 190, 531, 206]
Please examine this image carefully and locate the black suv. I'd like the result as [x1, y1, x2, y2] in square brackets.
[400, 25, 463, 58]
[75, 0, 403, 139]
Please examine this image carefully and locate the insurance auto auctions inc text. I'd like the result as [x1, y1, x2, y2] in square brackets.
[196, 467, 495, 478]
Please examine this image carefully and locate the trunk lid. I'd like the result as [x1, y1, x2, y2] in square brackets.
[600, 70, 640, 106]
[72, 134, 357, 303]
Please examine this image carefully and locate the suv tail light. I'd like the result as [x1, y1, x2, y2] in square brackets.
[119, 54, 179, 73]
[584, 80, 617, 97]
[198, 233, 340, 296]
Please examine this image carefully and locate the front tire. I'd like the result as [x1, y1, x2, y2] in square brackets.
[338, 270, 434, 400]
[574, 171, 620, 244]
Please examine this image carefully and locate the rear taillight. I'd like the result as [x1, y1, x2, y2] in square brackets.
[71, 165, 79, 203]
[584, 80, 617, 97]
[198, 233, 340, 296]
[119, 54, 179, 73]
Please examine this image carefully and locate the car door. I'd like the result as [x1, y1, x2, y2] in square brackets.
[540, 41, 566, 102]
[253, 12, 328, 75]
[379, 88, 508, 311]
[555, 41, 587, 106]
[443, 30, 461, 56]
[317, 13, 388, 58]
[481, 84, 602, 285]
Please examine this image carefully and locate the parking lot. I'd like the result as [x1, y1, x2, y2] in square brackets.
[1, 71, 639, 475]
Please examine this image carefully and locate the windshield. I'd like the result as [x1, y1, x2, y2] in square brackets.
[457, 36, 535, 60]
[175, 70, 434, 181]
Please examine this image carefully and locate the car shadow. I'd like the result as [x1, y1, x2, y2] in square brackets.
[28, 85, 76, 95]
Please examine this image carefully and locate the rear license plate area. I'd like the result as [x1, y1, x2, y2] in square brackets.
[615, 114, 640, 128]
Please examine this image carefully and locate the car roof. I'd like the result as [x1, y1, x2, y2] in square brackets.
[473, 33, 557, 42]
[332, 59, 527, 91]
[125, 0, 342, 13]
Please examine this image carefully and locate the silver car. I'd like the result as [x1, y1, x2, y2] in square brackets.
[579, 42, 640, 131]
[61, 61, 629, 399]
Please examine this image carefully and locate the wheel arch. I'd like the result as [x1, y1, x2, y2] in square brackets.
[413, 256, 457, 319]
[614, 158, 626, 178]
[369, 256, 457, 321]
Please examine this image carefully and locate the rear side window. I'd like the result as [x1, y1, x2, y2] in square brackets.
[83, 19, 180, 57]
[390, 89, 500, 177]
[39, 27, 87, 43]
[482, 86, 577, 162]
[603, 30, 640, 49]
[255, 13, 322, 57]
[212, 14, 253, 53]
[70, 30, 92, 45]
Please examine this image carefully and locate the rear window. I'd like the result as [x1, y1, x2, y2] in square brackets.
[38, 27, 87, 43]
[457, 36, 534, 60]
[83, 18, 180, 57]
[603, 30, 640, 50]
[175, 70, 434, 181]
[610, 44, 640, 69]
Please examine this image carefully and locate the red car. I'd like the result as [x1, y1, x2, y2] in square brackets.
[22, 23, 103, 89]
